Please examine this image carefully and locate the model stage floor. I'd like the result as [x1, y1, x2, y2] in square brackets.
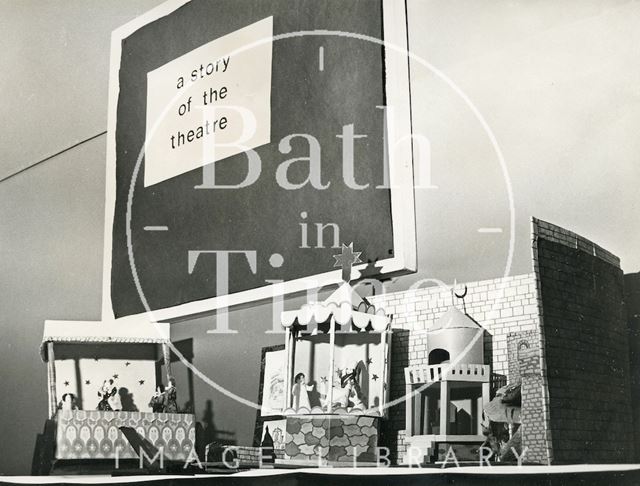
[2, 465, 640, 486]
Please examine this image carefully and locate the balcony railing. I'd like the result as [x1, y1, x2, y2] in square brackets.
[404, 363, 490, 385]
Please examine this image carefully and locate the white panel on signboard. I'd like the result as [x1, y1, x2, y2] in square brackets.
[144, 17, 273, 187]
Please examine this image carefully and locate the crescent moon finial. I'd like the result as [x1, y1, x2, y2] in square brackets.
[454, 284, 468, 300]
[454, 284, 468, 314]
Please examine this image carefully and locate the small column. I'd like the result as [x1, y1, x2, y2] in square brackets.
[404, 368, 413, 437]
[284, 326, 292, 409]
[439, 380, 449, 436]
[162, 342, 173, 383]
[327, 317, 336, 412]
[482, 381, 490, 408]
[421, 394, 429, 435]
[414, 393, 422, 435]
[47, 342, 57, 418]
[379, 331, 387, 416]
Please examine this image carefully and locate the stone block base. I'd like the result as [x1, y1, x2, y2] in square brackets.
[284, 415, 379, 464]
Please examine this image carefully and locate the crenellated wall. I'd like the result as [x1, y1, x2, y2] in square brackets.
[369, 272, 541, 463]
[366, 218, 635, 465]
[532, 218, 635, 463]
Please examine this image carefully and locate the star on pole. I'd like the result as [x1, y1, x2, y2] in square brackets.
[333, 242, 363, 283]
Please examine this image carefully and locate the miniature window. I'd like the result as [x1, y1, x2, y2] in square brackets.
[428, 348, 451, 365]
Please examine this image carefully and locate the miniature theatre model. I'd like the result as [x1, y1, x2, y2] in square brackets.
[39, 319, 195, 466]
[267, 244, 499, 466]
[277, 244, 393, 465]
[34, 220, 639, 470]
[402, 307, 491, 463]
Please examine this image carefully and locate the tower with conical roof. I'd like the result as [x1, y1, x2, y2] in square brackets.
[403, 306, 490, 464]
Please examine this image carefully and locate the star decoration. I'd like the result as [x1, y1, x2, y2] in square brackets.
[113, 374, 119, 379]
[64, 381, 70, 386]
[333, 242, 362, 283]
[85, 380, 91, 385]
[320, 377, 328, 384]
[125, 362, 131, 367]
[372, 374, 379, 381]
[139, 380, 145, 385]
[366, 358, 373, 365]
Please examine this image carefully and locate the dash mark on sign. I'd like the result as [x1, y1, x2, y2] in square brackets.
[144, 226, 169, 231]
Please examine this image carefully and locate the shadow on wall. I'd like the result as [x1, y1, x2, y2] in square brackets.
[118, 387, 138, 412]
[196, 398, 236, 459]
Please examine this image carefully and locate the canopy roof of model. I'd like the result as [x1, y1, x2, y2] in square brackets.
[281, 282, 391, 332]
[40, 319, 170, 361]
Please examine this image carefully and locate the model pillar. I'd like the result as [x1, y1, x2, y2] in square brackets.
[162, 342, 173, 384]
[327, 317, 336, 412]
[405, 381, 413, 437]
[439, 380, 449, 435]
[482, 381, 490, 408]
[284, 327, 293, 409]
[47, 342, 57, 418]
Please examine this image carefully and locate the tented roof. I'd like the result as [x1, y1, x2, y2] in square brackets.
[281, 282, 391, 332]
[430, 306, 482, 331]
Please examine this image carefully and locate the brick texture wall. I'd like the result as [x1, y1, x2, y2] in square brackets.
[507, 329, 539, 384]
[517, 336, 551, 464]
[624, 272, 640, 462]
[369, 273, 541, 463]
[533, 218, 635, 463]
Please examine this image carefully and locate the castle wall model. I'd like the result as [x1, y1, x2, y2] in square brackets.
[368, 218, 636, 464]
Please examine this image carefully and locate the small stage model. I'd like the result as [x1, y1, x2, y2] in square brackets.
[278, 244, 392, 465]
[37, 319, 195, 473]
[402, 306, 492, 463]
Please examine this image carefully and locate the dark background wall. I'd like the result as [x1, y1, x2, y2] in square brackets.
[535, 221, 635, 463]
[624, 272, 640, 462]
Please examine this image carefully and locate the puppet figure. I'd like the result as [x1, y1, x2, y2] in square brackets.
[291, 372, 313, 410]
[320, 365, 366, 411]
[163, 377, 179, 413]
[57, 393, 78, 411]
[97, 379, 121, 411]
[149, 384, 166, 413]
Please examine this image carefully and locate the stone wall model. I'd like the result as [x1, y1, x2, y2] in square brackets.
[368, 273, 541, 463]
[624, 272, 640, 462]
[507, 329, 540, 385]
[517, 335, 551, 464]
[335, 217, 635, 465]
[284, 416, 379, 464]
[533, 217, 635, 463]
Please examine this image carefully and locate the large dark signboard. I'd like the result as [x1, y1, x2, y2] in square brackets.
[102, 0, 416, 321]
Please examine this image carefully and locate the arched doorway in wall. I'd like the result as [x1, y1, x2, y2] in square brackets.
[428, 348, 450, 365]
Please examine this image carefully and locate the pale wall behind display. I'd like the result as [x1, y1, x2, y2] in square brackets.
[2, 0, 640, 474]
